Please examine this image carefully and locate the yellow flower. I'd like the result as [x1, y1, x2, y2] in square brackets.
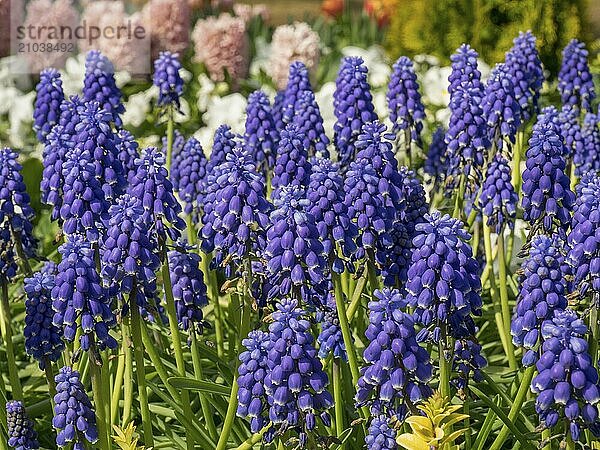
[112, 422, 147, 450]
[396, 391, 468, 450]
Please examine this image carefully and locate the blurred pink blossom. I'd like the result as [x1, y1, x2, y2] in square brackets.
[268, 22, 320, 90]
[192, 13, 249, 86]
[79, 1, 149, 73]
[21, 0, 79, 72]
[233, 3, 270, 25]
[0, 0, 24, 57]
[142, 0, 190, 59]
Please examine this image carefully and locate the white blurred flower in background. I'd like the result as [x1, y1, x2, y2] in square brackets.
[341, 45, 390, 88]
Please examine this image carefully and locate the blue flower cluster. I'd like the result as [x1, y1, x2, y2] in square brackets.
[316, 295, 346, 360]
[356, 289, 433, 416]
[171, 137, 207, 217]
[333, 56, 378, 169]
[482, 63, 521, 148]
[52, 236, 117, 351]
[387, 56, 425, 147]
[271, 124, 312, 198]
[244, 90, 279, 173]
[521, 114, 574, 235]
[575, 113, 600, 176]
[33, 68, 64, 144]
[6, 400, 39, 450]
[292, 90, 330, 159]
[115, 129, 140, 184]
[406, 212, 482, 342]
[511, 235, 568, 366]
[53, 366, 98, 449]
[82, 50, 124, 126]
[556, 106, 584, 162]
[201, 144, 271, 275]
[101, 194, 160, 314]
[479, 153, 518, 233]
[424, 126, 446, 186]
[153, 51, 184, 109]
[168, 249, 207, 331]
[128, 147, 185, 243]
[504, 31, 544, 121]
[532, 310, 600, 441]
[206, 125, 237, 178]
[0, 148, 37, 258]
[306, 158, 357, 273]
[558, 39, 596, 112]
[567, 173, 600, 298]
[237, 329, 271, 433]
[281, 62, 314, 126]
[263, 298, 333, 445]
[452, 338, 486, 389]
[265, 185, 327, 306]
[24, 268, 64, 369]
[365, 415, 397, 450]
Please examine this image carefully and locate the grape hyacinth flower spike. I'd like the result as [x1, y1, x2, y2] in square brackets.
[575, 112, 600, 177]
[558, 39, 596, 113]
[82, 50, 125, 126]
[52, 235, 117, 353]
[153, 51, 184, 110]
[244, 90, 278, 173]
[53, 366, 98, 449]
[271, 123, 312, 199]
[24, 268, 65, 369]
[171, 136, 207, 218]
[356, 288, 433, 416]
[205, 124, 237, 182]
[511, 234, 568, 366]
[6, 400, 39, 450]
[201, 143, 271, 276]
[264, 185, 328, 306]
[292, 89, 330, 159]
[532, 310, 600, 442]
[281, 61, 314, 126]
[424, 126, 446, 188]
[521, 114, 574, 236]
[365, 415, 397, 450]
[115, 129, 140, 184]
[333, 56, 377, 170]
[478, 153, 518, 233]
[263, 298, 334, 445]
[504, 31, 544, 121]
[33, 68, 64, 144]
[316, 293, 347, 360]
[387, 56, 425, 152]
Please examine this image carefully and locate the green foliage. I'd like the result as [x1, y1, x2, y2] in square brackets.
[385, 0, 592, 75]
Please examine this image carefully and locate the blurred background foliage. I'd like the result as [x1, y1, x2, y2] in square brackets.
[385, 0, 593, 76]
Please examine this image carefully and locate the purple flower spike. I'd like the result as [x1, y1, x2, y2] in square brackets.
[387, 56, 425, 147]
[115, 129, 140, 184]
[424, 126, 446, 186]
[206, 125, 237, 180]
[52, 235, 117, 352]
[265, 185, 327, 306]
[366, 415, 397, 450]
[53, 366, 98, 448]
[281, 61, 314, 126]
[558, 39, 596, 113]
[83, 50, 125, 126]
[292, 89, 330, 159]
[244, 90, 279, 173]
[264, 298, 334, 443]
[452, 338, 486, 390]
[504, 31, 544, 121]
[511, 234, 567, 365]
[7, 400, 39, 450]
[575, 113, 600, 177]
[128, 147, 185, 243]
[479, 153, 518, 233]
[33, 68, 64, 144]
[482, 63, 521, 148]
[333, 56, 378, 169]
[153, 51, 184, 109]
[356, 288, 432, 417]
[521, 112, 574, 235]
[406, 212, 482, 342]
[171, 137, 207, 218]
[271, 123, 312, 199]
[24, 269, 64, 369]
[532, 310, 600, 441]
[556, 106, 584, 162]
[201, 143, 271, 276]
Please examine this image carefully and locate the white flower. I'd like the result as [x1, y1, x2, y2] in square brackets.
[421, 65, 452, 107]
[249, 36, 271, 78]
[9, 91, 35, 147]
[0, 87, 21, 115]
[122, 88, 154, 128]
[373, 90, 388, 120]
[196, 73, 216, 112]
[202, 93, 247, 135]
[60, 54, 87, 96]
[314, 81, 335, 138]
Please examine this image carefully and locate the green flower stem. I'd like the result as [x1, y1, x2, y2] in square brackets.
[566, 436, 575, 450]
[464, 389, 471, 450]
[89, 350, 111, 450]
[130, 290, 154, 447]
[190, 331, 218, 441]
[496, 229, 517, 370]
[43, 359, 57, 407]
[0, 278, 22, 400]
[160, 244, 195, 450]
[346, 267, 368, 321]
[0, 360, 8, 450]
[438, 335, 452, 400]
[483, 224, 511, 360]
[115, 317, 134, 426]
[453, 174, 466, 220]
[541, 429, 551, 450]
[511, 130, 524, 195]
[233, 426, 269, 450]
[110, 339, 125, 425]
[590, 305, 599, 371]
[166, 111, 174, 172]
[11, 227, 33, 277]
[332, 272, 360, 386]
[488, 365, 535, 450]
[365, 250, 380, 291]
[332, 359, 344, 443]
[201, 252, 224, 358]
